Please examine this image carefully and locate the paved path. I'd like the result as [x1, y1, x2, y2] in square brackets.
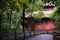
[26, 34, 53, 40]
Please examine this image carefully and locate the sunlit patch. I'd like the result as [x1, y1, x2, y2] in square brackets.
[42, 8, 54, 17]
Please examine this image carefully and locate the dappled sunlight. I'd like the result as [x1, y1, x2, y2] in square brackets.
[42, 8, 54, 17]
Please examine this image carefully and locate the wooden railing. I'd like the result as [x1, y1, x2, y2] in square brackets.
[53, 31, 60, 40]
[0, 30, 50, 40]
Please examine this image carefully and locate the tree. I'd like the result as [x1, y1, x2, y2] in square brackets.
[53, 6, 60, 30]
[33, 11, 44, 20]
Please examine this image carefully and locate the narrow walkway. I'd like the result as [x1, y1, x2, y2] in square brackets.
[26, 34, 53, 40]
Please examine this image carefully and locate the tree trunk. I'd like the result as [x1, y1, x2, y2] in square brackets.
[22, 4, 26, 39]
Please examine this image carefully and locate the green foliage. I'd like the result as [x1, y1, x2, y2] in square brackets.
[53, 6, 60, 20]
[1, 0, 50, 32]
[42, 0, 50, 3]
[42, 0, 60, 6]
[26, 0, 43, 12]
[1, 9, 23, 32]
[33, 11, 44, 19]
[53, 6, 60, 30]
[17, 25, 23, 32]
